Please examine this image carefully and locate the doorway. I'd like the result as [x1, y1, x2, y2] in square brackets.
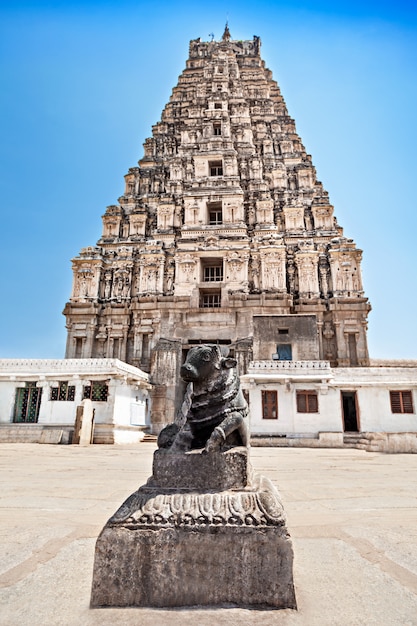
[13, 383, 42, 423]
[341, 391, 359, 432]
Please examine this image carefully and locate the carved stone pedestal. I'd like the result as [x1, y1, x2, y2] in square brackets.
[91, 448, 297, 609]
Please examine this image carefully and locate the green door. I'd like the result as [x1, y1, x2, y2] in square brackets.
[13, 384, 42, 423]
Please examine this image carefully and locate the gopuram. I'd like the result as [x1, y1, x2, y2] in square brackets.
[91, 344, 297, 608]
[64, 25, 371, 433]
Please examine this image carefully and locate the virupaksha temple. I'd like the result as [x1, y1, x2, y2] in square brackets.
[63, 24, 371, 436]
[1, 26, 417, 454]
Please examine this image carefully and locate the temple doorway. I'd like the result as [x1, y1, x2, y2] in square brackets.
[341, 391, 359, 432]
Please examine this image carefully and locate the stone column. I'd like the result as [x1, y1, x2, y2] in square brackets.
[79, 399, 94, 446]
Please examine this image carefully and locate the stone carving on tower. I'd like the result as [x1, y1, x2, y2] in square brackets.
[64, 26, 371, 431]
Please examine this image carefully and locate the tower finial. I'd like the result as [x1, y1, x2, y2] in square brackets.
[222, 22, 231, 41]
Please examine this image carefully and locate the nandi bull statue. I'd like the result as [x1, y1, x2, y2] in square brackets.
[91, 343, 296, 610]
[158, 344, 249, 453]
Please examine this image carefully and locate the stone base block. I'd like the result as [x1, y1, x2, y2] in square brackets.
[91, 472, 296, 609]
[91, 523, 296, 609]
[152, 447, 251, 490]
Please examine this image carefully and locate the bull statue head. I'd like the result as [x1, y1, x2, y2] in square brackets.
[180, 344, 237, 384]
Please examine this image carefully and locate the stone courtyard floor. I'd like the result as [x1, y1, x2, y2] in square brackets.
[0, 443, 416, 625]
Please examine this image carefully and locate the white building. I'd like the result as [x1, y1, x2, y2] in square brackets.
[0, 359, 151, 444]
[241, 360, 417, 452]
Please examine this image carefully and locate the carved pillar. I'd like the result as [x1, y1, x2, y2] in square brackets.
[158, 257, 165, 293]
[234, 338, 253, 376]
[149, 339, 183, 432]
[316, 320, 324, 361]
[121, 325, 129, 362]
[83, 320, 96, 358]
[295, 250, 320, 297]
[333, 321, 348, 365]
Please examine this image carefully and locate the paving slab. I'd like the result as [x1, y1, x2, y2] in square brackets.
[0, 444, 416, 625]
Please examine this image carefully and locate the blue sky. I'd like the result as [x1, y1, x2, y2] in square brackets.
[1, 0, 416, 359]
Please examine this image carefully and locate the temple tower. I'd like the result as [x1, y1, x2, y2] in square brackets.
[63, 28, 371, 431]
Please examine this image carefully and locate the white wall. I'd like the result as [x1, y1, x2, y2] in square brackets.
[112, 381, 149, 427]
[0, 375, 149, 429]
[248, 383, 343, 435]
[355, 387, 417, 433]
[245, 364, 417, 436]
[0, 382, 18, 423]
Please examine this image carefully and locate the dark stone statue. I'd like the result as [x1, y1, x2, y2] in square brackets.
[158, 344, 249, 453]
[91, 343, 296, 610]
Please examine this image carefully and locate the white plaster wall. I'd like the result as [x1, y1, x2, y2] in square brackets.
[90, 381, 116, 425]
[248, 381, 417, 436]
[37, 382, 81, 425]
[39, 399, 77, 425]
[0, 382, 18, 422]
[39, 382, 114, 427]
[112, 382, 135, 427]
[248, 385, 294, 434]
[248, 383, 343, 435]
[292, 386, 341, 433]
[129, 389, 149, 426]
[111, 382, 149, 427]
[0, 377, 149, 430]
[355, 387, 417, 433]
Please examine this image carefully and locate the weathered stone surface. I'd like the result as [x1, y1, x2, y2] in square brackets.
[91, 524, 296, 609]
[151, 447, 251, 490]
[90, 468, 296, 609]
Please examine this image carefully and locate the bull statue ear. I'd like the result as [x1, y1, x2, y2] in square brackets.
[222, 357, 237, 369]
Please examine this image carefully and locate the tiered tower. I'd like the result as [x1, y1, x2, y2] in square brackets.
[64, 27, 371, 431]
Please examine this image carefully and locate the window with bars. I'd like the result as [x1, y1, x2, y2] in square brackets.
[390, 390, 414, 414]
[209, 210, 223, 224]
[204, 265, 223, 282]
[83, 381, 109, 402]
[296, 391, 318, 413]
[50, 382, 75, 402]
[208, 201, 222, 225]
[209, 160, 223, 176]
[13, 384, 42, 423]
[213, 123, 222, 136]
[200, 292, 221, 308]
[262, 390, 278, 419]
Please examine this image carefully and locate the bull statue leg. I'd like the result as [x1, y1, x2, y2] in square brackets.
[205, 411, 249, 453]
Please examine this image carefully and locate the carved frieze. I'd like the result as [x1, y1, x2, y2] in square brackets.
[295, 246, 320, 296]
[175, 254, 198, 287]
[225, 251, 249, 285]
[157, 202, 175, 231]
[129, 213, 146, 238]
[330, 249, 363, 295]
[260, 247, 286, 291]
[108, 477, 285, 529]
[312, 204, 334, 231]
